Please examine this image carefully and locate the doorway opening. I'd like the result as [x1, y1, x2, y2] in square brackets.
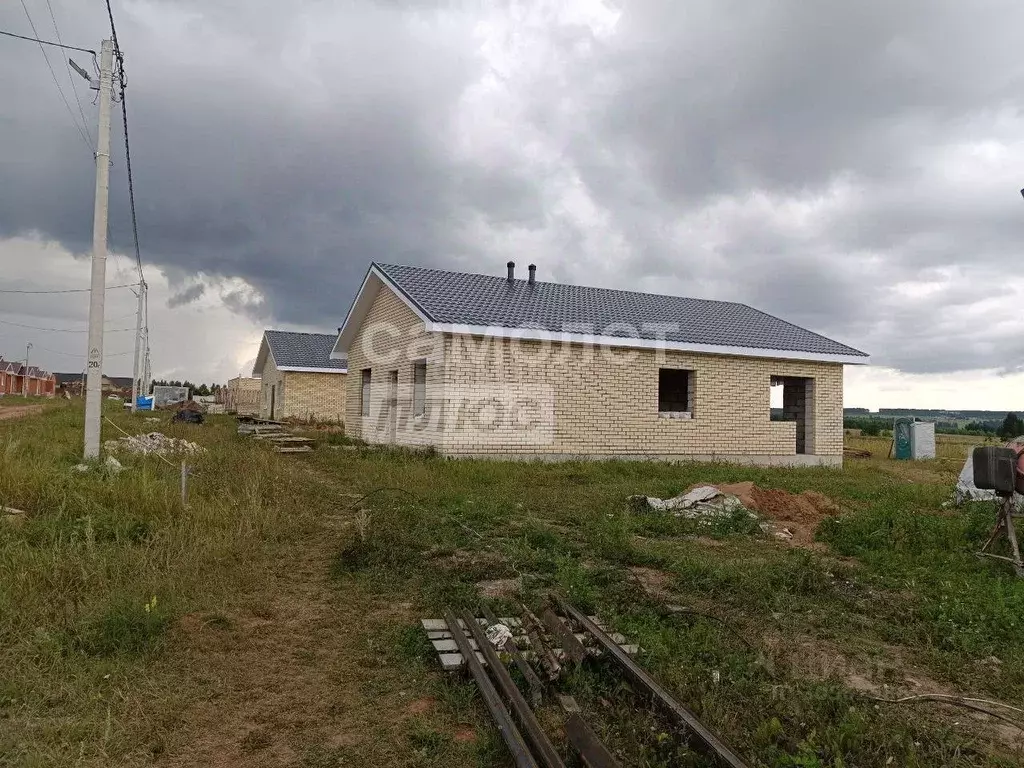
[771, 376, 814, 454]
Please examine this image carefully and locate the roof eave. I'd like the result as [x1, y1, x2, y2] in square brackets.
[277, 366, 349, 374]
[252, 334, 273, 377]
[426, 322, 869, 365]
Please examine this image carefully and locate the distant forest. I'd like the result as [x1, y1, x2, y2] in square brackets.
[843, 408, 1024, 438]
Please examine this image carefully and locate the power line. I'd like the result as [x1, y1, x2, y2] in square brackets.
[0, 282, 138, 294]
[0, 27, 95, 55]
[0, 318, 134, 333]
[43, 0, 93, 148]
[18, 0, 92, 154]
[105, 0, 144, 282]
[0, 343, 133, 359]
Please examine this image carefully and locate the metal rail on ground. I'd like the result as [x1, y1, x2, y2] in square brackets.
[557, 597, 752, 768]
[444, 609, 538, 768]
[461, 609, 566, 768]
[481, 604, 544, 708]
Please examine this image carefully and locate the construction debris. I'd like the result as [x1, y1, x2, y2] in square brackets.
[424, 601, 748, 768]
[171, 402, 205, 424]
[629, 486, 753, 522]
[238, 417, 315, 454]
[485, 621, 514, 651]
[630, 482, 841, 548]
[104, 432, 205, 456]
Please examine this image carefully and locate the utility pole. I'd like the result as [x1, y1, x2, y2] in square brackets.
[142, 287, 151, 397]
[84, 39, 114, 459]
[130, 280, 145, 412]
[23, 343, 32, 397]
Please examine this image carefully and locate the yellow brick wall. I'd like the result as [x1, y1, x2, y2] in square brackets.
[343, 284, 846, 464]
[259, 357, 346, 423]
[282, 371, 347, 423]
[226, 376, 261, 416]
[439, 337, 843, 461]
[259, 355, 285, 420]
[344, 284, 444, 446]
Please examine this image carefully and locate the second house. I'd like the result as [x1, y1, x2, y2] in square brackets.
[252, 330, 348, 423]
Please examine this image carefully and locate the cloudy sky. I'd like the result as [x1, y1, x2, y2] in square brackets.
[2, 0, 1023, 409]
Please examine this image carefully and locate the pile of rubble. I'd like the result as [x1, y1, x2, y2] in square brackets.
[103, 432, 205, 456]
[630, 481, 840, 548]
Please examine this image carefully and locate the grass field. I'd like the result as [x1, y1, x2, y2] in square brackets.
[2, 405, 1023, 767]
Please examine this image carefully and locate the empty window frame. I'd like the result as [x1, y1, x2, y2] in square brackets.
[413, 360, 427, 417]
[360, 369, 371, 417]
[658, 368, 693, 414]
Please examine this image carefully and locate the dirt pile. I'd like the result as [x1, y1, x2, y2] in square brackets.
[715, 482, 840, 548]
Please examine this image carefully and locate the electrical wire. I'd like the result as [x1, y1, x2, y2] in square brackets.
[0, 318, 134, 333]
[0, 283, 138, 294]
[17, 0, 92, 154]
[13, 344, 134, 359]
[43, 0, 93, 148]
[105, 0, 144, 283]
[0, 27, 95, 55]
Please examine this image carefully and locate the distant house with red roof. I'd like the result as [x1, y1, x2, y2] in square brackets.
[0, 357, 56, 397]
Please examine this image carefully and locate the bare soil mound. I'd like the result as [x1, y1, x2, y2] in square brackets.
[716, 482, 840, 548]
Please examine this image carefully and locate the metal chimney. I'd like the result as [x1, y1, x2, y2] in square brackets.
[528, 264, 536, 284]
[507, 261, 515, 281]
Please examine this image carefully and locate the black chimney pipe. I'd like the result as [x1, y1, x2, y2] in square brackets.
[528, 264, 536, 284]
[507, 261, 515, 281]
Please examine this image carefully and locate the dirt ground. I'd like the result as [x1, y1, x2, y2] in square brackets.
[0, 404, 45, 421]
[717, 481, 840, 548]
[156, 505, 433, 766]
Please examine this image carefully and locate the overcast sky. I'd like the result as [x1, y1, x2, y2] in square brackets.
[2, 1, 1024, 409]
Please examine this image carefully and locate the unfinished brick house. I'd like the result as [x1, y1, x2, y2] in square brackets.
[331, 263, 869, 466]
[224, 376, 261, 416]
[252, 331, 347, 422]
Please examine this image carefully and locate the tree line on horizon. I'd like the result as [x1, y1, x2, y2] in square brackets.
[150, 380, 223, 397]
[844, 412, 1024, 439]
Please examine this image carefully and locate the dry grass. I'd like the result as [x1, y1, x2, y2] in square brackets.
[3, 410, 1024, 767]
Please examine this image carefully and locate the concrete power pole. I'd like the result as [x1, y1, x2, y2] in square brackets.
[83, 39, 114, 459]
[130, 280, 145, 412]
[23, 343, 32, 397]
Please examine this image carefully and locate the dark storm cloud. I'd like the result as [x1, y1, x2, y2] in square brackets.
[3, 0, 1024, 378]
[539, 0, 1024, 372]
[0, 1, 544, 328]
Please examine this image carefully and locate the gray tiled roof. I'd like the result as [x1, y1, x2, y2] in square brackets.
[374, 263, 866, 358]
[266, 330, 348, 370]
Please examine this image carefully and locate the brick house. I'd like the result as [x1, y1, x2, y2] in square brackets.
[0, 360, 56, 397]
[331, 262, 869, 466]
[252, 331, 347, 422]
[0, 359, 20, 395]
[224, 376, 261, 416]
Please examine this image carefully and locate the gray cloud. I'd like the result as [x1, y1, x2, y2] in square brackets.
[3, 0, 1024, 381]
[167, 283, 206, 308]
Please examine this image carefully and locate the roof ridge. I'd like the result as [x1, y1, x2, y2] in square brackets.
[265, 329, 337, 338]
[374, 262, 747, 309]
